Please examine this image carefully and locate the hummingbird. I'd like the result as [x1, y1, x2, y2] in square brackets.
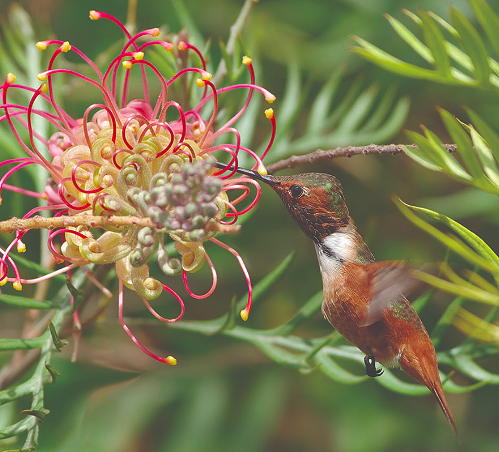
[227, 164, 456, 433]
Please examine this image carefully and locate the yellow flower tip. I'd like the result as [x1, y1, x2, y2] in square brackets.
[0, 197, 2, 205]
[6, 72, 16, 84]
[240, 308, 249, 322]
[264, 108, 274, 120]
[265, 94, 276, 104]
[201, 71, 212, 81]
[242, 55, 252, 66]
[150, 27, 160, 37]
[60, 41, 71, 53]
[196, 78, 206, 87]
[36, 41, 48, 51]
[13, 281, 23, 291]
[178, 40, 187, 51]
[164, 42, 174, 51]
[40, 83, 48, 93]
[122, 60, 133, 69]
[17, 241, 26, 253]
[89, 10, 100, 20]
[0, 276, 7, 286]
[133, 51, 145, 60]
[36, 72, 48, 81]
[164, 355, 177, 365]
[257, 163, 268, 176]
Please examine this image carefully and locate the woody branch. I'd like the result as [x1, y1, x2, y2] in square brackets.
[267, 144, 457, 173]
[0, 215, 239, 234]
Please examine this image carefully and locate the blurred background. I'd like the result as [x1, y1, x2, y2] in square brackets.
[0, 0, 498, 451]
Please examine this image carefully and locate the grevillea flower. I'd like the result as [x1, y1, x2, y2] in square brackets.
[0, 11, 277, 365]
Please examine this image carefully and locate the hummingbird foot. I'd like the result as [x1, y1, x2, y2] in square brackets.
[364, 354, 384, 377]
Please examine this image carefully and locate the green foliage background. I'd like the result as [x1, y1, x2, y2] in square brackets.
[0, 0, 498, 451]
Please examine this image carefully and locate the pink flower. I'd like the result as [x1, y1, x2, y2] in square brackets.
[0, 11, 277, 365]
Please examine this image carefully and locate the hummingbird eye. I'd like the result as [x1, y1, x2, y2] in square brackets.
[289, 184, 304, 199]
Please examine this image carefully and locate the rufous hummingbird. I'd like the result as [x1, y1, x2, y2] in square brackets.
[228, 165, 456, 433]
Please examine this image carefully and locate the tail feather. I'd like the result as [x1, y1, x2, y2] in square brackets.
[399, 348, 457, 434]
[431, 382, 457, 435]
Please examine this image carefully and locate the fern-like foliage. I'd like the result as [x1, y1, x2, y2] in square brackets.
[403, 108, 499, 195]
[265, 66, 410, 161]
[352, 0, 499, 91]
[351, 0, 499, 347]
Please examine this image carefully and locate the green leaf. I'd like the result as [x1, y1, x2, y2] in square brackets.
[438, 108, 492, 188]
[352, 37, 449, 83]
[335, 84, 379, 134]
[394, 198, 499, 273]
[401, 202, 499, 268]
[414, 270, 499, 304]
[276, 62, 301, 137]
[419, 10, 451, 77]
[385, 13, 432, 63]
[405, 131, 446, 171]
[450, 7, 491, 85]
[307, 67, 344, 135]
[0, 293, 54, 309]
[470, 0, 499, 55]
[0, 336, 46, 351]
[402, 144, 442, 171]
[315, 352, 367, 384]
[469, 126, 499, 186]
[465, 108, 499, 161]
[431, 296, 466, 346]
[421, 125, 469, 179]
[453, 353, 499, 383]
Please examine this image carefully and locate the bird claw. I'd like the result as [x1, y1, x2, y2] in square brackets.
[364, 354, 384, 377]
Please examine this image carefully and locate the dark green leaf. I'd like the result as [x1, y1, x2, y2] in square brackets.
[450, 7, 491, 85]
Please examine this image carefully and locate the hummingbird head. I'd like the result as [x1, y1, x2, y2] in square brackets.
[223, 165, 351, 245]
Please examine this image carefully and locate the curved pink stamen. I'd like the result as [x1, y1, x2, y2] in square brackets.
[138, 122, 174, 157]
[71, 160, 103, 194]
[5, 264, 76, 285]
[220, 199, 239, 225]
[125, 60, 168, 119]
[118, 280, 174, 364]
[48, 228, 88, 262]
[210, 238, 253, 318]
[224, 178, 262, 216]
[39, 40, 103, 79]
[182, 252, 218, 299]
[261, 113, 276, 160]
[141, 283, 186, 323]
[112, 148, 134, 169]
[58, 179, 91, 211]
[159, 101, 186, 140]
[173, 142, 196, 159]
[215, 59, 256, 133]
[82, 104, 117, 145]
[196, 83, 275, 112]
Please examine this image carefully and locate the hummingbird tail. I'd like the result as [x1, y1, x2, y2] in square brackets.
[430, 382, 458, 435]
[399, 350, 457, 434]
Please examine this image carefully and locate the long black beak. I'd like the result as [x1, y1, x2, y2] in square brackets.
[214, 162, 278, 185]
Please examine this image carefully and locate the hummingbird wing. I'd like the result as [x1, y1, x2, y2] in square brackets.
[359, 261, 419, 327]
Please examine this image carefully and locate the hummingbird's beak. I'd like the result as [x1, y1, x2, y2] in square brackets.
[214, 162, 278, 185]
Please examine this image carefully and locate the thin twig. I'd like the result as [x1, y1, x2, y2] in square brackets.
[0, 214, 240, 234]
[267, 143, 457, 173]
[213, 0, 258, 83]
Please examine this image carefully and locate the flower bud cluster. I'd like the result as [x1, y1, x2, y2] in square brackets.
[125, 156, 223, 272]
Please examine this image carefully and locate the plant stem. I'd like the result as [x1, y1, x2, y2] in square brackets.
[0, 215, 239, 234]
[267, 143, 457, 173]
